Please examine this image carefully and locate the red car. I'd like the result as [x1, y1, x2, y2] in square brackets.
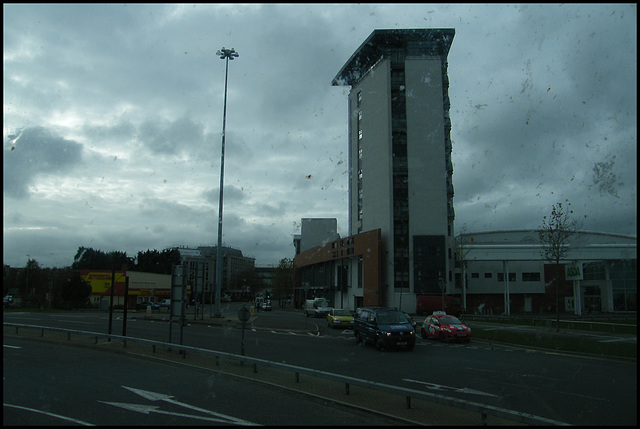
[420, 311, 471, 342]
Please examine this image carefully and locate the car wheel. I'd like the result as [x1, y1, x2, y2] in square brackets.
[375, 337, 385, 351]
[421, 328, 428, 339]
[355, 331, 362, 343]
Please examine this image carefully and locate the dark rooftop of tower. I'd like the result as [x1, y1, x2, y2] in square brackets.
[332, 28, 455, 87]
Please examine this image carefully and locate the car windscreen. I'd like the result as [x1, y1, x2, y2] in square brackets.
[440, 316, 462, 325]
[376, 312, 408, 324]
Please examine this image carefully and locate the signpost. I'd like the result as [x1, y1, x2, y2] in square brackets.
[169, 265, 187, 348]
[566, 263, 584, 316]
[238, 304, 251, 358]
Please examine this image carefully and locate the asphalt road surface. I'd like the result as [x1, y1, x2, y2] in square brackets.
[4, 308, 637, 426]
[3, 337, 405, 426]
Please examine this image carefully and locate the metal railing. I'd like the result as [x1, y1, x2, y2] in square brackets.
[4, 322, 569, 426]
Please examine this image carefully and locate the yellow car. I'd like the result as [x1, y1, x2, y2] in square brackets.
[327, 308, 354, 329]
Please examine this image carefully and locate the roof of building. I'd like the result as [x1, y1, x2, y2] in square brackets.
[332, 28, 455, 86]
[458, 229, 637, 245]
[177, 246, 253, 260]
[457, 229, 636, 262]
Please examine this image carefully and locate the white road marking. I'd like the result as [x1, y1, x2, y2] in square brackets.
[4, 403, 94, 426]
[100, 402, 234, 423]
[403, 379, 501, 398]
[57, 320, 94, 325]
[121, 386, 258, 425]
[464, 367, 497, 373]
[598, 337, 636, 343]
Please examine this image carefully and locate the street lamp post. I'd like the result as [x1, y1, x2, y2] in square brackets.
[213, 47, 238, 318]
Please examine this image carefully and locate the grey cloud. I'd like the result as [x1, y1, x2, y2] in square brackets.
[2, 4, 635, 268]
[138, 197, 207, 223]
[83, 120, 136, 144]
[202, 185, 246, 206]
[4, 126, 83, 199]
[138, 116, 207, 155]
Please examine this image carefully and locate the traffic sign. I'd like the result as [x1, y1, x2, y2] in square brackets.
[238, 306, 251, 322]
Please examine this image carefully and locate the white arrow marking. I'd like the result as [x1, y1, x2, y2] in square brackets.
[5, 403, 94, 426]
[403, 379, 500, 398]
[99, 402, 161, 414]
[455, 387, 501, 397]
[598, 337, 635, 343]
[99, 401, 231, 423]
[121, 386, 258, 425]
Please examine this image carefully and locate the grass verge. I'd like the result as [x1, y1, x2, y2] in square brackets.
[472, 328, 636, 359]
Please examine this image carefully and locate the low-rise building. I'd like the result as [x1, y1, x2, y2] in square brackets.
[293, 228, 636, 315]
[81, 270, 170, 309]
[177, 246, 255, 302]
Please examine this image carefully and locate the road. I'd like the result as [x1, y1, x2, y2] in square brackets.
[3, 336, 404, 426]
[4, 307, 637, 425]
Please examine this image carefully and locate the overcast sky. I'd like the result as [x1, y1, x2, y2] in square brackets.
[3, 3, 637, 269]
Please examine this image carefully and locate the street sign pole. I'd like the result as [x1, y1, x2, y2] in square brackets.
[238, 304, 251, 358]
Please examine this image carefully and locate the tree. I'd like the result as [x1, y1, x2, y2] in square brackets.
[232, 268, 261, 299]
[72, 246, 134, 270]
[8, 259, 48, 307]
[538, 200, 580, 331]
[132, 248, 181, 274]
[48, 267, 73, 309]
[272, 258, 294, 301]
[60, 271, 92, 309]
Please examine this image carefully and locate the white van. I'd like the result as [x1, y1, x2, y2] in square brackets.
[304, 298, 332, 318]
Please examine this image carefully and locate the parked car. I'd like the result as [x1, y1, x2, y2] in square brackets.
[353, 307, 415, 350]
[304, 298, 332, 318]
[136, 301, 160, 311]
[261, 301, 272, 311]
[159, 299, 171, 309]
[327, 308, 354, 329]
[421, 311, 471, 342]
